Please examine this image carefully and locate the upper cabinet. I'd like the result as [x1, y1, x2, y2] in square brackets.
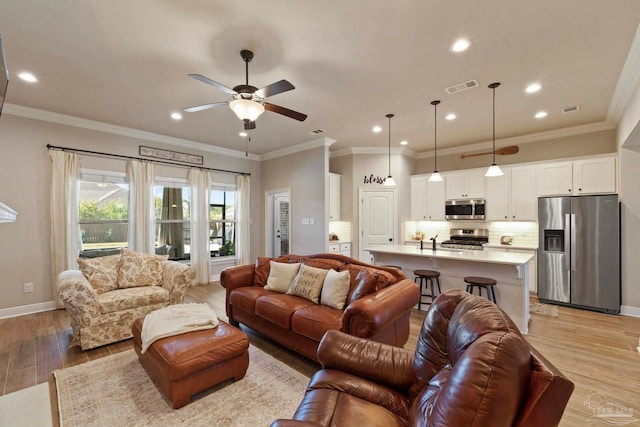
[537, 156, 616, 196]
[485, 166, 537, 221]
[329, 173, 341, 220]
[445, 170, 486, 199]
[410, 175, 446, 220]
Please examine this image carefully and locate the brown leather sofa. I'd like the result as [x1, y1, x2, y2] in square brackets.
[271, 289, 574, 427]
[220, 254, 420, 361]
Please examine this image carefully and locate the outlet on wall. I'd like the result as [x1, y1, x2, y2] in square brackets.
[23, 282, 34, 293]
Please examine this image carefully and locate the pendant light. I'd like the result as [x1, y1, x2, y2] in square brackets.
[485, 82, 504, 177]
[383, 113, 396, 186]
[428, 100, 443, 182]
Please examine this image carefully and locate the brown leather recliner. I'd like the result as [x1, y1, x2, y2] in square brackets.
[271, 289, 574, 427]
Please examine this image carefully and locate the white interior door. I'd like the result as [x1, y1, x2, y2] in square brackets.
[359, 189, 395, 263]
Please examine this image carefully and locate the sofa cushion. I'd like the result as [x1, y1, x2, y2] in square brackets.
[264, 261, 301, 293]
[287, 265, 328, 304]
[77, 254, 121, 294]
[255, 294, 315, 329]
[117, 249, 169, 288]
[97, 286, 170, 313]
[229, 287, 273, 314]
[303, 258, 345, 271]
[344, 266, 395, 304]
[291, 305, 342, 341]
[320, 269, 351, 309]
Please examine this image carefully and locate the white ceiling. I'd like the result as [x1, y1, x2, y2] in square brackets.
[1, 1, 640, 156]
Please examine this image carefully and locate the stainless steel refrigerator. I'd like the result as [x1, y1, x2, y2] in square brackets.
[538, 195, 620, 314]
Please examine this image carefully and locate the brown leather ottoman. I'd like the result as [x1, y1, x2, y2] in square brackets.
[132, 317, 250, 409]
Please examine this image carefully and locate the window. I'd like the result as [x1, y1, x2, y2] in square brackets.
[78, 174, 129, 257]
[210, 188, 236, 257]
[154, 183, 190, 260]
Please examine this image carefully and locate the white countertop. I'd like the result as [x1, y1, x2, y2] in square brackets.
[484, 243, 538, 251]
[366, 244, 534, 266]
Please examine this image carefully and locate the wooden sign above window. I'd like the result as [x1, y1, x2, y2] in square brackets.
[139, 146, 203, 166]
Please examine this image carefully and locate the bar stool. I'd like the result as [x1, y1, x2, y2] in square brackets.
[464, 276, 497, 304]
[413, 269, 441, 309]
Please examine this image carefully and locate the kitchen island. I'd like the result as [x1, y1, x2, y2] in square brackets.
[366, 244, 534, 333]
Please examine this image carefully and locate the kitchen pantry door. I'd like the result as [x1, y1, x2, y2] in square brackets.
[359, 189, 396, 262]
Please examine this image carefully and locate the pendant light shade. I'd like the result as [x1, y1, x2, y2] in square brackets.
[429, 100, 443, 182]
[485, 82, 504, 177]
[383, 113, 396, 186]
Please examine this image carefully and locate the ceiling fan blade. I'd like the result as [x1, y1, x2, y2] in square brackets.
[188, 74, 237, 95]
[254, 79, 295, 99]
[264, 103, 307, 121]
[244, 120, 256, 130]
[183, 101, 229, 113]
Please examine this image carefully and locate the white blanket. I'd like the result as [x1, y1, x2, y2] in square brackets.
[140, 303, 219, 353]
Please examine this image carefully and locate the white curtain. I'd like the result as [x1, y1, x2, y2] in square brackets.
[236, 175, 251, 265]
[127, 161, 155, 253]
[189, 168, 211, 284]
[50, 150, 81, 308]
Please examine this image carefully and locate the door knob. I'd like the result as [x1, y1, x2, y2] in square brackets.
[388, 238, 393, 242]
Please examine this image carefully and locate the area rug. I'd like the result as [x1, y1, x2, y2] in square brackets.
[53, 346, 310, 427]
[530, 302, 559, 317]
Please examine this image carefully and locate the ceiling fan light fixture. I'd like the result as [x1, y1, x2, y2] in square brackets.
[229, 99, 265, 122]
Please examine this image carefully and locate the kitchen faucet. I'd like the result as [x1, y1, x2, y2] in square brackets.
[430, 235, 438, 251]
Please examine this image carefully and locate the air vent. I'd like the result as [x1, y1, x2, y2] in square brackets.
[562, 105, 580, 114]
[309, 129, 325, 135]
[445, 79, 479, 94]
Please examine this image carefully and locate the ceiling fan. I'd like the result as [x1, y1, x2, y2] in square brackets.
[184, 49, 307, 130]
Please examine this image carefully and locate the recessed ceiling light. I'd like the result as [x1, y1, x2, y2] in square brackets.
[535, 111, 548, 119]
[170, 112, 183, 120]
[445, 113, 457, 120]
[525, 83, 541, 93]
[372, 126, 382, 133]
[18, 72, 37, 82]
[239, 132, 248, 137]
[450, 39, 471, 53]
[400, 140, 408, 146]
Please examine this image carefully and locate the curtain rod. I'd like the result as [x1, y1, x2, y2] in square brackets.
[46, 144, 251, 176]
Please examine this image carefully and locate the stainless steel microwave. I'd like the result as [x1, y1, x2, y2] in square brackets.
[445, 199, 485, 220]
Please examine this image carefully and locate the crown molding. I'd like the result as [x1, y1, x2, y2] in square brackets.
[3, 103, 261, 161]
[259, 136, 336, 161]
[607, 23, 640, 125]
[330, 146, 417, 158]
[415, 121, 614, 159]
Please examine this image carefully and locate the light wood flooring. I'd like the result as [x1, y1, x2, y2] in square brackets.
[1, 283, 639, 426]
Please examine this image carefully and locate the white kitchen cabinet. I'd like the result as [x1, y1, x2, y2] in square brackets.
[445, 170, 485, 199]
[329, 173, 341, 220]
[426, 179, 446, 220]
[328, 243, 340, 254]
[410, 175, 446, 220]
[485, 166, 536, 221]
[537, 157, 616, 196]
[510, 166, 537, 220]
[573, 157, 616, 195]
[340, 242, 351, 257]
[410, 175, 428, 220]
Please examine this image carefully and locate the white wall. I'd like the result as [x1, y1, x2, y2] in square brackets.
[260, 143, 329, 256]
[0, 114, 261, 312]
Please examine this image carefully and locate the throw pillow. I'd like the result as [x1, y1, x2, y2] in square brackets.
[287, 264, 329, 304]
[320, 269, 351, 309]
[117, 248, 169, 289]
[77, 254, 121, 294]
[264, 261, 301, 293]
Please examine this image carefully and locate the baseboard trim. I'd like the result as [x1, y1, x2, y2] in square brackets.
[621, 305, 640, 318]
[0, 301, 58, 319]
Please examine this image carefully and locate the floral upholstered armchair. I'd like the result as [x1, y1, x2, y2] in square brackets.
[58, 248, 195, 350]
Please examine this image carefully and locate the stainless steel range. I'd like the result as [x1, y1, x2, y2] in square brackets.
[441, 228, 489, 250]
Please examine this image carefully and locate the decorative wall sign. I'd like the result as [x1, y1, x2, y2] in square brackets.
[139, 146, 203, 165]
[363, 174, 387, 184]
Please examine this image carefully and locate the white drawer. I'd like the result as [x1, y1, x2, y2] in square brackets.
[340, 243, 351, 251]
[328, 244, 340, 253]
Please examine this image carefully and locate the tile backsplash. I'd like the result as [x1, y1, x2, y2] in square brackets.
[405, 220, 538, 246]
[329, 221, 352, 242]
